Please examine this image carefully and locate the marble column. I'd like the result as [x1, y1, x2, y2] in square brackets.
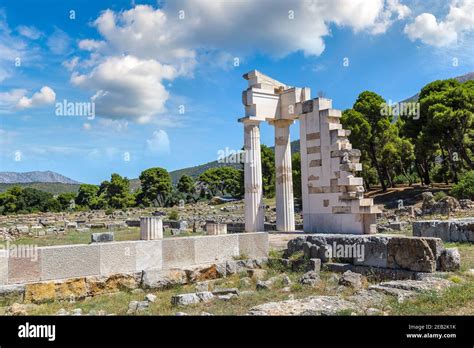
[140, 216, 163, 240]
[243, 119, 265, 232]
[273, 119, 295, 231]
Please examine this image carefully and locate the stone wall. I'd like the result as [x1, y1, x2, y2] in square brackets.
[0, 232, 268, 285]
[286, 234, 451, 273]
[413, 218, 474, 243]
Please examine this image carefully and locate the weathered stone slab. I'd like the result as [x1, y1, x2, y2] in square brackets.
[91, 232, 114, 243]
[248, 296, 357, 315]
[238, 232, 268, 258]
[8, 248, 41, 284]
[194, 235, 239, 264]
[387, 237, 436, 272]
[323, 262, 425, 281]
[162, 238, 195, 268]
[135, 240, 162, 271]
[100, 242, 136, 275]
[41, 244, 100, 281]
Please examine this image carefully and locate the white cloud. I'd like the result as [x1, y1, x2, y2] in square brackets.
[62, 56, 79, 71]
[146, 130, 171, 155]
[17, 25, 42, 40]
[78, 39, 106, 51]
[0, 89, 27, 112]
[404, 0, 474, 47]
[47, 28, 71, 54]
[82, 122, 92, 131]
[71, 55, 176, 123]
[16, 86, 56, 109]
[72, 1, 411, 124]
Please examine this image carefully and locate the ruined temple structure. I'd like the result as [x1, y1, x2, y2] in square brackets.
[239, 70, 380, 234]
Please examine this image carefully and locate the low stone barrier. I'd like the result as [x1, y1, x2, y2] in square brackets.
[286, 234, 456, 273]
[413, 218, 474, 243]
[0, 232, 268, 286]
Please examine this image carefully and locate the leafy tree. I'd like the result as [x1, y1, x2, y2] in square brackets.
[260, 144, 276, 198]
[292, 152, 301, 199]
[75, 184, 99, 208]
[0, 186, 56, 214]
[138, 167, 173, 207]
[198, 167, 242, 197]
[177, 175, 195, 195]
[56, 192, 77, 210]
[451, 170, 474, 199]
[21, 188, 54, 212]
[403, 79, 474, 184]
[100, 173, 134, 209]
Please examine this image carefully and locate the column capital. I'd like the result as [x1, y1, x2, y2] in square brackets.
[238, 116, 262, 125]
[269, 119, 294, 127]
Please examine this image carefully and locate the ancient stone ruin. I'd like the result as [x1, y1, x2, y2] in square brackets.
[239, 70, 380, 234]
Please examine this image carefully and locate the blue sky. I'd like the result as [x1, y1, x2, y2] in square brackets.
[0, 0, 473, 184]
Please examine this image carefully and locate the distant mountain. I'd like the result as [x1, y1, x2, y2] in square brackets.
[0, 171, 80, 184]
[401, 72, 474, 103]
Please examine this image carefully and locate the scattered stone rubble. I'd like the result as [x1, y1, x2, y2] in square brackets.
[248, 276, 456, 315]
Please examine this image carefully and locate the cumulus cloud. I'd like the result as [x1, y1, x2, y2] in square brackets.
[72, 1, 411, 123]
[16, 86, 56, 109]
[71, 55, 176, 123]
[404, 0, 474, 47]
[146, 130, 171, 155]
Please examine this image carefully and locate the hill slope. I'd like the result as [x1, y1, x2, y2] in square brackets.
[0, 182, 81, 194]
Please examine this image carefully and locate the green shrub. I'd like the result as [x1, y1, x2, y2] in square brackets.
[168, 209, 179, 221]
[451, 171, 474, 200]
[433, 191, 447, 201]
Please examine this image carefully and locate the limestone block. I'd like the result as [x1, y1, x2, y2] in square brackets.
[194, 235, 239, 264]
[100, 242, 137, 275]
[387, 237, 436, 272]
[353, 235, 389, 268]
[136, 240, 162, 271]
[0, 250, 8, 285]
[41, 244, 100, 281]
[413, 220, 450, 241]
[8, 248, 41, 284]
[239, 232, 268, 258]
[162, 238, 195, 269]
